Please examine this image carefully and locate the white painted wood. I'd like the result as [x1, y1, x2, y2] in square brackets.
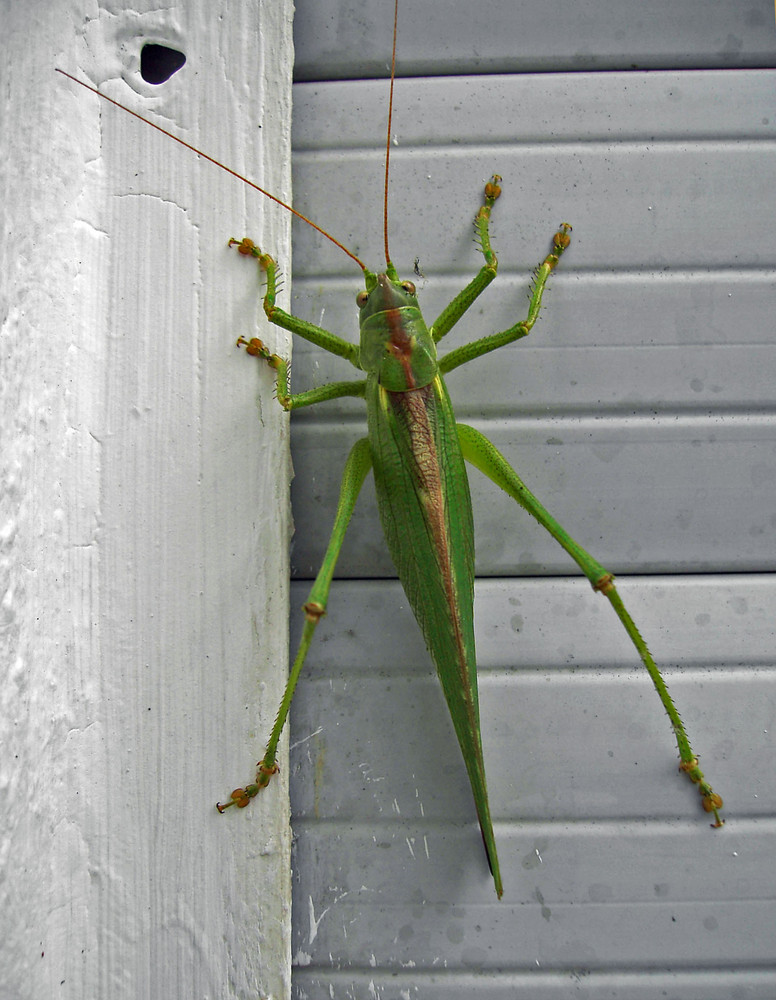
[1, 1, 293, 997]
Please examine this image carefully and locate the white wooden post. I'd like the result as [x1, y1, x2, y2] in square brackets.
[1, 1, 293, 997]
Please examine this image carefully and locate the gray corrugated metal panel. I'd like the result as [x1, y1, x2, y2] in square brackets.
[293, 0, 776, 80]
[292, 969, 776, 1000]
[292, 71, 776, 150]
[289, 669, 765, 822]
[290, 832, 775, 971]
[288, 577, 770, 824]
[286, 576, 773, 989]
[289, 416, 775, 577]
[290, 576, 776, 672]
[284, 47, 774, 998]
[290, 140, 774, 277]
[284, 70, 773, 419]
[293, 821, 775, 904]
[288, 271, 776, 416]
[290, 828, 775, 950]
[285, 578, 774, 976]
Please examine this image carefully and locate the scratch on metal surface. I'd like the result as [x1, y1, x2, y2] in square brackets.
[290, 726, 323, 751]
[308, 894, 330, 946]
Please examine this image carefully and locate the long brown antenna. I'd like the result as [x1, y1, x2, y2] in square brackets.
[382, 0, 399, 268]
[55, 68, 367, 272]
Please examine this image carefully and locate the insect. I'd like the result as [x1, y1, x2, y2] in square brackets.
[58, 0, 723, 900]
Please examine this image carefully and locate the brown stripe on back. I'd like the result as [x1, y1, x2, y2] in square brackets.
[389, 385, 470, 682]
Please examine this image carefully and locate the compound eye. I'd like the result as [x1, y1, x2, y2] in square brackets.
[356, 291, 369, 308]
[401, 281, 416, 296]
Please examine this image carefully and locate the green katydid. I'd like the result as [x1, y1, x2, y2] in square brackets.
[57, 1, 723, 900]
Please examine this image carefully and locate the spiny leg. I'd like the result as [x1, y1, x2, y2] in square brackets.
[231, 238, 367, 410]
[230, 238, 362, 369]
[457, 422, 724, 827]
[439, 216, 572, 374]
[431, 175, 505, 343]
[237, 331, 367, 411]
[217, 437, 373, 811]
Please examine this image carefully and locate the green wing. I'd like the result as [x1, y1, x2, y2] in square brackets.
[366, 374, 503, 897]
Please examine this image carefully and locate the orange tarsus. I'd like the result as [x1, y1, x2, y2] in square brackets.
[215, 761, 280, 812]
[484, 175, 502, 201]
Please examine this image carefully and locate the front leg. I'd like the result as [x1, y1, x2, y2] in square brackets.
[439, 221, 571, 375]
[230, 239, 367, 410]
[229, 238, 361, 366]
[236, 335, 366, 411]
[430, 175, 503, 343]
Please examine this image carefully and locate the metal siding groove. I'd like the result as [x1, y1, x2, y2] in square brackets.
[293, 0, 776, 79]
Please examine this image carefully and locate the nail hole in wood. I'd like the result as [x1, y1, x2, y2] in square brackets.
[140, 44, 186, 85]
